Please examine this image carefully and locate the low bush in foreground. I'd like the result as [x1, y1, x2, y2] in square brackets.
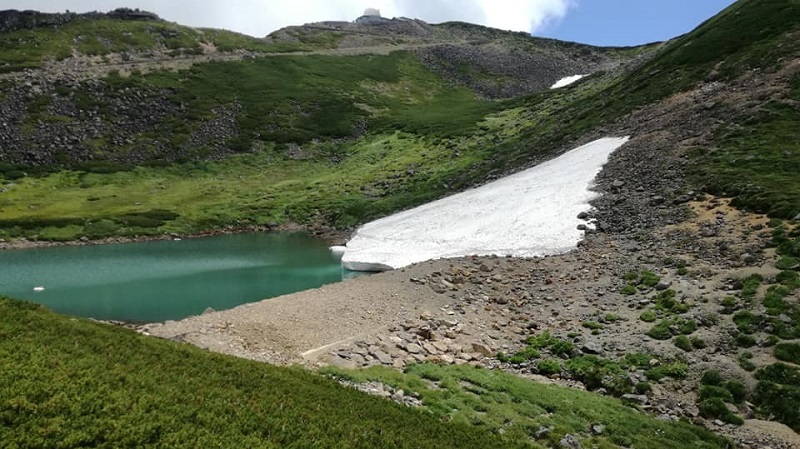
[0, 296, 732, 448]
[0, 298, 517, 449]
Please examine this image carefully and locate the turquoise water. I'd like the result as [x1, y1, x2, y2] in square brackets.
[0, 233, 344, 322]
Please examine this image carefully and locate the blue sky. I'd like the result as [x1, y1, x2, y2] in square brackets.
[14, 1, 738, 46]
[543, 0, 738, 46]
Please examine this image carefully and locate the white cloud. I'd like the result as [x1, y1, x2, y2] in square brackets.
[6, 0, 576, 37]
[479, 0, 576, 32]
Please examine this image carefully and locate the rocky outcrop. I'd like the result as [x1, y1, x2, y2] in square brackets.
[0, 76, 241, 167]
[416, 43, 620, 99]
[0, 8, 160, 33]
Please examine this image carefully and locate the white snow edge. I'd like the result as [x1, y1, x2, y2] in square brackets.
[339, 136, 630, 272]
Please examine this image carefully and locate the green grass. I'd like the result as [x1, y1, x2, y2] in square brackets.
[324, 364, 730, 449]
[740, 274, 763, 301]
[0, 50, 523, 236]
[645, 362, 689, 382]
[733, 311, 761, 334]
[0, 297, 521, 449]
[655, 289, 690, 314]
[640, 310, 657, 322]
[674, 335, 693, 352]
[566, 356, 631, 396]
[0, 17, 305, 73]
[694, 97, 800, 218]
[754, 363, 800, 432]
[774, 343, 800, 365]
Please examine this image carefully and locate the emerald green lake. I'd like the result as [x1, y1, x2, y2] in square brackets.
[0, 233, 344, 322]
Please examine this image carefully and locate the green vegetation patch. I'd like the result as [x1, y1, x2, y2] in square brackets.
[647, 318, 697, 340]
[621, 271, 661, 295]
[733, 311, 761, 334]
[566, 356, 630, 396]
[655, 289, 690, 314]
[640, 310, 657, 322]
[674, 335, 693, 352]
[738, 351, 757, 372]
[774, 343, 800, 365]
[753, 363, 800, 432]
[698, 398, 744, 426]
[693, 82, 800, 219]
[0, 297, 515, 448]
[740, 274, 763, 301]
[0, 18, 304, 73]
[325, 363, 729, 449]
[645, 362, 689, 382]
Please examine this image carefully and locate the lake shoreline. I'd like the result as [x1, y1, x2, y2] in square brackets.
[0, 222, 353, 252]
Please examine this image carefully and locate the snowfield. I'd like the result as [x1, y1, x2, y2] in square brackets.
[551, 74, 587, 89]
[340, 137, 630, 272]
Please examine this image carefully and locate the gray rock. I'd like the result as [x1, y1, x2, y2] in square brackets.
[581, 342, 603, 355]
[405, 343, 423, 354]
[591, 424, 605, 435]
[370, 350, 393, 365]
[559, 434, 582, 449]
[471, 343, 493, 357]
[422, 342, 438, 355]
[534, 426, 551, 439]
[430, 283, 447, 294]
[655, 281, 672, 291]
[621, 394, 649, 405]
[391, 389, 405, 402]
[202, 307, 215, 315]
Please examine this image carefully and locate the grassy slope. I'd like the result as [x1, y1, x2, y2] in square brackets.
[325, 364, 730, 449]
[0, 297, 524, 449]
[693, 74, 800, 217]
[0, 297, 729, 448]
[0, 51, 516, 238]
[1, 0, 799, 234]
[0, 17, 306, 73]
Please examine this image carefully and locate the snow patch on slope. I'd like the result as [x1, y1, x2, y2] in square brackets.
[551, 74, 587, 89]
[340, 137, 629, 272]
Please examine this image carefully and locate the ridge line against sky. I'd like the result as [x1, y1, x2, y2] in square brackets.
[7, 1, 737, 46]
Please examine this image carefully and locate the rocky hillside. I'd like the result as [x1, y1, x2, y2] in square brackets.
[0, 0, 798, 240]
[0, 8, 159, 33]
[0, 9, 642, 170]
[270, 18, 648, 98]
